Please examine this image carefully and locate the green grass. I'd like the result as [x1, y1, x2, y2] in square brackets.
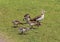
[0, 0, 60, 42]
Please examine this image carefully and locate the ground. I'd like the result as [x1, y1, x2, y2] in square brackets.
[0, 0, 60, 42]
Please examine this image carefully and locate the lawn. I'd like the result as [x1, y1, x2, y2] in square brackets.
[0, 0, 60, 42]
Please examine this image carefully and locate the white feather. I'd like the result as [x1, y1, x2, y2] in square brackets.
[36, 14, 44, 21]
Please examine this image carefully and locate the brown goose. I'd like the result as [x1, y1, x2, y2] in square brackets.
[23, 14, 31, 21]
[18, 27, 31, 34]
[23, 15, 41, 28]
[12, 20, 23, 28]
[23, 10, 45, 23]
[31, 10, 45, 21]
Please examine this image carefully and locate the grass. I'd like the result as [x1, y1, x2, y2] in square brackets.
[0, 0, 60, 42]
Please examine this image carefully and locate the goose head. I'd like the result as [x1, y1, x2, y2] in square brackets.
[23, 13, 31, 21]
[41, 9, 46, 15]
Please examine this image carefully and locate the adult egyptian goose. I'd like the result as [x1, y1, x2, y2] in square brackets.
[31, 10, 45, 21]
[24, 15, 41, 28]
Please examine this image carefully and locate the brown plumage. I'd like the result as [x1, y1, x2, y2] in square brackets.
[18, 27, 31, 34]
[12, 20, 23, 28]
[24, 10, 45, 22]
[24, 16, 41, 28]
[30, 15, 41, 21]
